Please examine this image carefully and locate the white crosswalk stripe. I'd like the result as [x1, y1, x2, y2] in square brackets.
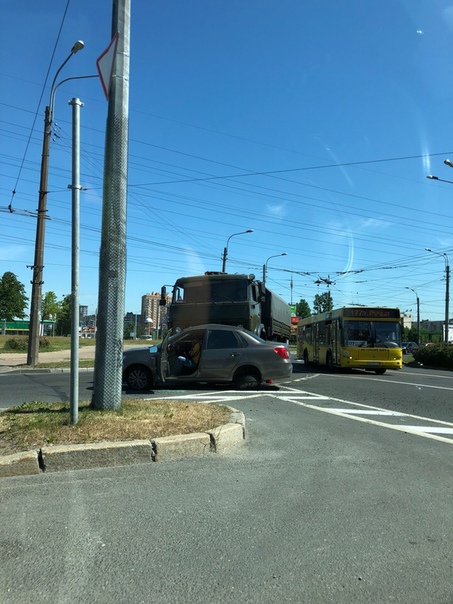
[153, 387, 453, 445]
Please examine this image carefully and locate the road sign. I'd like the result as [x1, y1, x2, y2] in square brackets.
[96, 32, 119, 100]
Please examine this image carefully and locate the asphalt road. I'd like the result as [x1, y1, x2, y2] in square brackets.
[1, 362, 453, 603]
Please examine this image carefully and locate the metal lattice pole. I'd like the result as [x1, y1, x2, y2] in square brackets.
[92, 0, 131, 410]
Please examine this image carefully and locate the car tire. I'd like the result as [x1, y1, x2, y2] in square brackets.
[233, 373, 261, 390]
[125, 365, 153, 390]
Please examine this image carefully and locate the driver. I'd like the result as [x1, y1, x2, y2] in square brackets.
[177, 337, 201, 374]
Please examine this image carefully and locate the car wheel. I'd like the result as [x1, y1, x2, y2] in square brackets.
[125, 365, 153, 390]
[233, 373, 261, 390]
[374, 368, 386, 375]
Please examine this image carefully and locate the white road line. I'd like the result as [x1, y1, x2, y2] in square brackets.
[150, 387, 453, 445]
[402, 427, 453, 434]
[322, 373, 453, 391]
[283, 397, 453, 445]
[326, 409, 405, 416]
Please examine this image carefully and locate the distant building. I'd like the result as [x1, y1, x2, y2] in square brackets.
[401, 313, 412, 330]
[141, 292, 170, 336]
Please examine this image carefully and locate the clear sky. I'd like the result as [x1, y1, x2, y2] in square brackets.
[1, 0, 453, 322]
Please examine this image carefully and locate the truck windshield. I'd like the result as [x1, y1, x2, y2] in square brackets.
[174, 280, 248, 303]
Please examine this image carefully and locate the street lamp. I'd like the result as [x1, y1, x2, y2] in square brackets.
[425, 248, 450, 343]
[221, 229, 253, 272]
[426, 159, 453, 185]
[426, 174, 453, 185]
[27, 40, 85, 367]
[405, 286, 420, 344]
[263, 253, 288, 285]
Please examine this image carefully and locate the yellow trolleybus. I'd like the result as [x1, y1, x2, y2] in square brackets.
[297, 306, 402, 374]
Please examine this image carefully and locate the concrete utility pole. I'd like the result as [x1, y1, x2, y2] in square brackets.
[425, 248, 450, 344]
[406, 287, 420, 345]
[27, 42, 84, 366]
[92, 0, 131, 410]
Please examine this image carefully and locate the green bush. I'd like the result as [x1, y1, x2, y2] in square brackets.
[39, 337, 50, 349]
[413, 344, 453, 369]
[4, 337, 28, 351]
[4, 336, 51, 351]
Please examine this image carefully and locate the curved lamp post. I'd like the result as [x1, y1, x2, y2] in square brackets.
[426, 174, 453, 185]
[221, 229, 253, 272]
[405, 286, 420, 344]
[27, 41, 85, 367]
[425, 248, 450, 343]
[426, 159, 453, 185]
[263, 253, 287, 285]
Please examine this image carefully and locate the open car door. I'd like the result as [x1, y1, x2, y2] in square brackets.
[158, 328, 206, 381]
[158, 330, 174, 383]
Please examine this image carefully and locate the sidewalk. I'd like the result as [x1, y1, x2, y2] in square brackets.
[0, 347, 95, 366]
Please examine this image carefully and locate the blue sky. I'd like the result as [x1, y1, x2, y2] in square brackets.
[1, 0, 453, 322]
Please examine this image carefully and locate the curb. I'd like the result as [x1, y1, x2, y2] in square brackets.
[0, 366, 94, 374]
[0, 408, 246, 478]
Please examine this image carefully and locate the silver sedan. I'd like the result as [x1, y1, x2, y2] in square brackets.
[123, 323, 292, 390]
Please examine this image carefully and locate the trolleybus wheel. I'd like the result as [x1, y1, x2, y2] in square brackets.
[326, 351, 333, 370]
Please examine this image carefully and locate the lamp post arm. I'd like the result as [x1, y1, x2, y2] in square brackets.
[221, 229, 253, 272]
[50, 74, 98, 117]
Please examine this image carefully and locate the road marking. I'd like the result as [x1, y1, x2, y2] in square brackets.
[326, 409, 405, 416]
[153, 387, 453, 445]
[292, 374, 321, 382]
[281, 391, 453, 445]
[321, 373, 453, 391]
[402, 427, 453, 434]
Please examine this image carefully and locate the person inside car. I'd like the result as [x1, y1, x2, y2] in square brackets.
[176, 337, 202, 374]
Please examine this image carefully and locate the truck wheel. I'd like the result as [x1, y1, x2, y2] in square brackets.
[124, 365, 153, 390]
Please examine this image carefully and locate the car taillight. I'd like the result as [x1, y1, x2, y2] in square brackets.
[274, 346, 289, 359]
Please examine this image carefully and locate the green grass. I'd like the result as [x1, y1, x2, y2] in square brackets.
[0, 335, 159, 354]
[0, 399, 231, 456]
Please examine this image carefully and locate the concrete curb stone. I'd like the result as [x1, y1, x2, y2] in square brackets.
[0, 409, 246, 478]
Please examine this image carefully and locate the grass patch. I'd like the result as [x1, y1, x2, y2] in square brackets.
[0, 399, 231, 456]
[0, 336, 159, 355]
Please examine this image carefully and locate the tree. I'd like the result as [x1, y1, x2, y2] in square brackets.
[313, 291, 333, 315]
[296, 298, 311, 319]
[41, 291, 60, 321]
[55, 295, 72, 336]
[0, 272, 28, 320]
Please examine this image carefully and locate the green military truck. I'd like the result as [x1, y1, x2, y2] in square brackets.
[161, 272, 291, 342]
